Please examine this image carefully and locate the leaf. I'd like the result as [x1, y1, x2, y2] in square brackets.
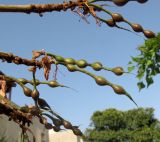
[136, 72, 144, 80]
[128, 61, 132, 65]
[128, 66, 135, 72]
[41, 55, 52, 80]
[146, 60, 153, 67]
[137, 82, 145, 91]
[146, 77, 153, 87]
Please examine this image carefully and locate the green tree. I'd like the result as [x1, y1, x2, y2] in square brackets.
[84, 108, 160, 142]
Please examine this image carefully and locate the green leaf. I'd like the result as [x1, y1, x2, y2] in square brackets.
[128, 66, 135, 72]
[128, 61, 133, 65]
[146, 77, 154, 87]
[137, 82, 145, 91]
[137, 71, 144, 80]
[146, 60, 153, 67]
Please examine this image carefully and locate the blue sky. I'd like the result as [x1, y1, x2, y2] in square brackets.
[0, 0, 160, 131]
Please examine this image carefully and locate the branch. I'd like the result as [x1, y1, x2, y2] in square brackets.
[0, 1, 81, 14]
[0, 51, 42, 68]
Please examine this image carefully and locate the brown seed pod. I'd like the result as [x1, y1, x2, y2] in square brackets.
[23, 86, 32, 97]
[111, 13, 124, 22]
[91, 62, 102, 71]
[48, 81, 59, 88]
[66, 64, 77, 72]
[137, 0, 148, 3]
[112, 84, 126, 94]
[112, 67, 124, 76]
[45, 123, 53, 130]
[76, 59, 88, 68]
[31, 89, 40, 100]
[72, 127, 83, 136]
[62, 120, 72, 129]
[143, 30, 156, 38]
[113, 0, 128, 6]
[131, 23, 143, 32]
[105, 19, 116, 27]
[64, 58, 76, 64]
[95, 76, 109, 86]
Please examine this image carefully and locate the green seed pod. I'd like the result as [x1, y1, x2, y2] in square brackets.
[113, 0, 128, 6]
[95, 76, 109, 86]
[91, 62, 103, 71]
[18, 78, 28, 84]
[55, 55, 64, 62]
[48, 81, 59, 88]
[64, 58, 76, 64]
[31, 89, 40, 100]
[72, 127, 83, 136]
[22, 86, 32, 97]
[62, 120, 72, 129]
[143, 30, 156, 38]
[112, 67, 124, 76]
[111, 13, 124, 22]
[66, 64, 77, 72]
[131, 23, 143, 32]
[76, 59, 88, 68]
[45, 123, 53, 130]
[112, 84, 126, 94]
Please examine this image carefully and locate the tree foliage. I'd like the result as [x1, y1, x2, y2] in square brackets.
[84, 108, 160, 142]
[129, 33, 160, 91]
[0, 0, 157, 140]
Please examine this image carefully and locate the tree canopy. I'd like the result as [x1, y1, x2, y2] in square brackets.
[84, 108, 160, 142]
[129, 33, 160, 91]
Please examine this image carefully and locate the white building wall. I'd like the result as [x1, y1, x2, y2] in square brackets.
[49, 130, 83, 142]
[0, 115, 49, 142]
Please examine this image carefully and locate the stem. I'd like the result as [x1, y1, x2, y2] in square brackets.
[32, 71, 37, 90]
[89, 3, 112, 15]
